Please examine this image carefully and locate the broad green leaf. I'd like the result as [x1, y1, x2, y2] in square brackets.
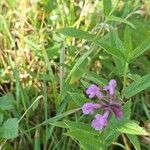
[70, 59, 88, 84]
[123, 100, 132, 119]
[68, 92, 88, 107]
[83, 71, 107, 86]
[129, 37, 150, 60]
[127, 134, 141, 150]
[0, 93, 14, 110]
[64, 120, 99, 136]
[66, 129, 104, 150]
[57, 28, 95, 41]
[125, 73, 150, 98]
[0, 118, 18, 139]
[117, 121, 149, 135]
[124, 26, 132, 57]
[107, 16, 135, 28]
[103, 0, 112, 16]
[109, 30, 125, 75]
[96, 40, 126, 61]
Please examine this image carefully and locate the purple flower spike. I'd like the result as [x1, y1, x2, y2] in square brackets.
[104, 79, 116, 96]
[82, 102, 101, 115]
[86, 84, 103, 99]
[91, 111, 110, 131]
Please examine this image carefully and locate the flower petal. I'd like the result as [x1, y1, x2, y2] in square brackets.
[91, 111, 109, 131]
[104, 79, 116, 96]
[86, 84, 103, 99]
[82, 102, 101, 115]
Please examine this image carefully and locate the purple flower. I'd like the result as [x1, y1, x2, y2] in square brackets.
[111, 103, 123, 119]
[104, 79, 116, 96]
[86, 84, 103, 99]
[91, 111, 110, 131]
[82, 102, 101, 115]
[81, 79, 124, 131]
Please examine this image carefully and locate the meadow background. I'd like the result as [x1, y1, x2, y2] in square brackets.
[0, 0, 150, 149]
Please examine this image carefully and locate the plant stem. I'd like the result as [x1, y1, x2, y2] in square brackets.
[121, 62, 129, 99]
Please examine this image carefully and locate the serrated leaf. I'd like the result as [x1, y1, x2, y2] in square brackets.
[64, 120, 99, 136]
[129, 37, 150, 60]
[96, 40, 126, 61]
[0, 93, 14, 110]
[57, 28, 95, 41]
[83, 71, 107, 86]
[117, 121, 149, 135]
[68, 92, 88, 107]
[127, 134, 141, 150]
[124, 26, 132, 57]
[0, 118, 18, 139]
[125, 73, 150, 98]
[66, 129, 104, 150]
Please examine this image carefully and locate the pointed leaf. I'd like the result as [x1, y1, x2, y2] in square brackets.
[117, 121, 149, 135]
[96, 40, 126, 61]
[125, 73, 150, 98]
[124, 26, 132, 57]
[68, 92, 88, 107]
[107, 16, 135, 28]
[127, 134, 141, 150]
[66, 129, 104, 150]
[129, 37, 150, 60]
[57, 28, 95, 41]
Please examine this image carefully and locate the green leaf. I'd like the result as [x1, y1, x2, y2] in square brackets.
[49, 121, 67, 128]
[0, 118, 18, 139]
[64, 120, 99, 136]
[66, 48, 94, 81]
[83, 71, 107, 86]
[129, 37, 150, 60]
[109, 30, 125, 75]
[70, 59, 88, 84]
[124, 26, 132, 57]
[66, 129, 104, 150]
[68, 92, 88, 107]
[103, 0, 112, 16]
[57, 28, 95, 41]
[123, 100, 132, 119]
[117, 121, 149, 135]
[125, 73, 150, 98]
[107, 16, 135, 28]
[96, 40, 126, 61]
[0, 93, 14, 110]
[127, 134, 141, 150]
